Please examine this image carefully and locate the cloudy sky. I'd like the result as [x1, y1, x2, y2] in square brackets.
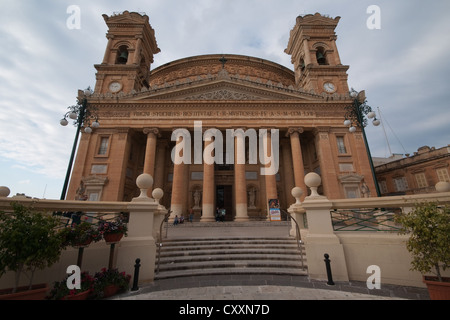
[0, 0, 449, 199]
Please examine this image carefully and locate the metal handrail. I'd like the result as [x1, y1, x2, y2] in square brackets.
[156, 210, 171, 274]
[281, 208, 305, 271]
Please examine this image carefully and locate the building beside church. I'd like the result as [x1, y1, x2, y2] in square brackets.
[67, 11, 378, 221]
[375, 145, 450, 196]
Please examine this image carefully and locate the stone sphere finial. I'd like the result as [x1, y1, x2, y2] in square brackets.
[152, 188, 164, 204]
[304, 172, 322, 197]
[136, 173, 153, 199]
[0, 186, 11, 198]
[291, 187, 303, 205]
[435, 181, 450, 193]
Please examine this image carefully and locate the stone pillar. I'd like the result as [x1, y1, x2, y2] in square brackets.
[287, 128, 307, 200]
[102, 34, 114, 64]
[314, 127, 341, 199]
[143, 128, 159, 177]
[262, 129, 278, 220]
[117, 174, 161, 283]
[201, 138, 216, 222]
[281, 139, 295, 207]
[133, 36, 143, 64]
[301, 172, 349, 282]
[153, 140, 167, 190]
[170, 133, 186, 221]
[234, 130, 249, 221]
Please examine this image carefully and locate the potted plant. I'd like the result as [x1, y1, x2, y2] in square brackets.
[396, 202, 450, 300]
[46, 272, 94, 300]
[0, 202, 64, 300]
[60, 221, 102, 248]
[92, 268, 131, 299]
[98, 218, 128, 244]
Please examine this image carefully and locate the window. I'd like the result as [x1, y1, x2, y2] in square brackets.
[415, 173, 428, 188]
[378, 180, 388, 194]
[436, 168, 450, 182]
[98, 137, 109, 155]
[336, 136, 347, 154]
[345, 186, 359, 199]
[394, 177, 409, 192]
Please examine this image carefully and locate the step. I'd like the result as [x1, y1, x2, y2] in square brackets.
[154, 267, 308, 280]
[154, 236, 307, 280]
[159, 248, 303, 258]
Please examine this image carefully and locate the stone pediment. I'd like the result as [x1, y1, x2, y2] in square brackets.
[130, 73, 328, 102]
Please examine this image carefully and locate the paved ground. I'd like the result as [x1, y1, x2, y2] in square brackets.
[114, 221, 430, 301]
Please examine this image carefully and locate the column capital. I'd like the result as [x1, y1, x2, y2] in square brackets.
[286, 127, 304, 137]
[143, 128, 160, 137]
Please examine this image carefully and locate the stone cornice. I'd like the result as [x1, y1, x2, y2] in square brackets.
[88, 70, 353, 102]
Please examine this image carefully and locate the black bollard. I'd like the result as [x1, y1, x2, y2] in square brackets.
[131, 258, 141, 291]
[324, 254, 335, 286]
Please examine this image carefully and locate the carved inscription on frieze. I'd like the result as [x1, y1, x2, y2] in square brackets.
[99, 109, 315, 119]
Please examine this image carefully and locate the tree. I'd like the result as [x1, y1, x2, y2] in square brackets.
[396, 202, 450, 282]
[0, 202, 64, 293]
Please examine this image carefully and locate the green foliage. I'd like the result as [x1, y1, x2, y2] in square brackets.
[60, 221, 102, 247]
[396, 202, 450, 281]
[46, 272, 94, 300]
[0, 202, 64, 291]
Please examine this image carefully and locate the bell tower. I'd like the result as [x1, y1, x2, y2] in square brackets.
[94, 11, 160, 94]
[285, 13, 349, 95]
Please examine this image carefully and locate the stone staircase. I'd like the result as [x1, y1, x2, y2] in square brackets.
[154, 237, 307, 280]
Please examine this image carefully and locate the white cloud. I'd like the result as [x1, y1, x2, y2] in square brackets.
[0, 0, 449, 198]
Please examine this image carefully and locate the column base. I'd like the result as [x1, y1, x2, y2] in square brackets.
[234, 203, 249, 222]
[169, 204, 183, 222]
[200, 203, 215, 222]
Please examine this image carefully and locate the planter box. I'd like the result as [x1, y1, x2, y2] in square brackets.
[0, 283, 48, 300]
[423, 276, 450, 300]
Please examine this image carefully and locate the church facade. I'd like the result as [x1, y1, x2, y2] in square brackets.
[67, 11, 377, 221]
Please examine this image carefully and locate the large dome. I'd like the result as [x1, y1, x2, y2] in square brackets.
[149, 54, 295, 88]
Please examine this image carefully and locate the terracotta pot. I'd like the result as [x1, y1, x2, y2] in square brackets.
[423, 276, 450, 300]
[102, 285, 120, 298]
[104, 233, 124, 244]
[0, 283, 48, 300]
[74, 238, 92, 248]
[63, 290, 91, 300]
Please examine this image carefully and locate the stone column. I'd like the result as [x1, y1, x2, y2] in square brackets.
[143, 128, 159, 196]
[281, 139, 295, 207]
[170, 133, 186, 221]
[201, 138, 216, 222]
[234, 130, 249, 221]
[133, 36, 143, 64]
[102, 34, 114, 64]
[153, 140, 167, 190]
[287, 127, 307, 199]
[263, 129, 278, 220]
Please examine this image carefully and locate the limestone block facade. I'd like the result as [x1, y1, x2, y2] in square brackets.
[375, 145, 450, 195]
[67, 11, 378, 221]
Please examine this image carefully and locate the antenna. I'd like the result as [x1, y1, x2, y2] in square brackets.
[378, 107, 392, 157]
[377, 107, 408, 156]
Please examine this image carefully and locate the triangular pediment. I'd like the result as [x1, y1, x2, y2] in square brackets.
[130, 75, 326, 102]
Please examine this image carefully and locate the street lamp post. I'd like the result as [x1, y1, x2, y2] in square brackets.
[344, 89, 382, 197]
[59, 88, 99, 200]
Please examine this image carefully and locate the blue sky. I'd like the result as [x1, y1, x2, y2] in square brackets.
[0, 0, 449, 199]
